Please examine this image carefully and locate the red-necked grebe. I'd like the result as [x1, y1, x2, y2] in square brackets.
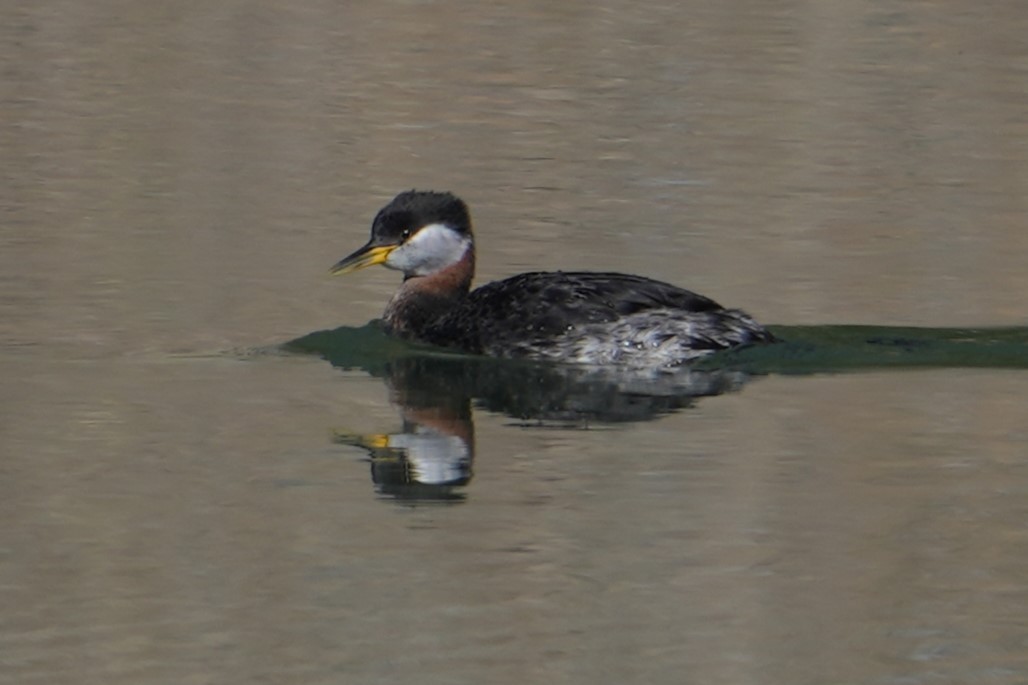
[331, 190, 775, 367]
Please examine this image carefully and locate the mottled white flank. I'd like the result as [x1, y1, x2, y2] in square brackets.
[485, 308, 766, 368]
[385, 222, 471, 276]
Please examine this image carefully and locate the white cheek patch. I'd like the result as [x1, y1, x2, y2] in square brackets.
[385, 223, 471, 276]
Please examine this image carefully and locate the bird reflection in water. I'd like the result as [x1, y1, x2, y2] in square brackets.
[287, 323, 756, 503]
[332, 353, 476, 504]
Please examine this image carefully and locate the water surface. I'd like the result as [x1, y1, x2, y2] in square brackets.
[2, 1, 1027, 684]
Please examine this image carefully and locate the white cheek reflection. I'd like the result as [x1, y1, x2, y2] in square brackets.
[384, 223, 470, 276]
[387, 428, 470, 485]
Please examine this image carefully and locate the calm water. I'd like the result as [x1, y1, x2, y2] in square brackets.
[2, 1, 1027, 684]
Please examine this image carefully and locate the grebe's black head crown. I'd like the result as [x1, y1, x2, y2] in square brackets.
[372, 190, 472, 242]
[330, 190, 474, 276]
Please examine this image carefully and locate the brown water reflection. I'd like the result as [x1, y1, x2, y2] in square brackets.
[2, 1, 1027, 683]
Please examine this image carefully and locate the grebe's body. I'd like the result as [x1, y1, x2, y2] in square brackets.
[331, 191, 774, 367]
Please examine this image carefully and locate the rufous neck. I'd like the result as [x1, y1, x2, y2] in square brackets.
[402, 243, 475, 297]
